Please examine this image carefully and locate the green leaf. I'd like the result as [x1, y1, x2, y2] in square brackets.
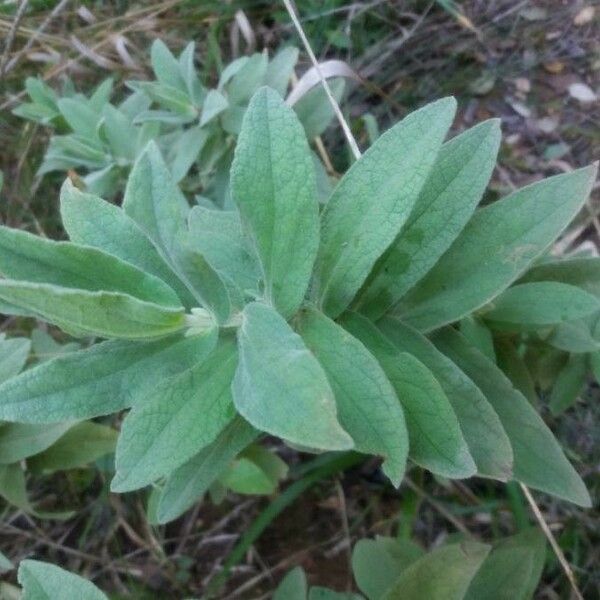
[57, 98, 100, 140]
[28, 422, 117, 473]
[18, 560, 107, 600]
[464, 529, 546, 600]
[352, 537, 424, 600]
[459, 317, 496, 362]
[274, 567, 307, 600]
[0, 280, 185, 340]
[234, 302, 352, 451]
[546, 318, 600, 353]
[265, 47, 299, 96]
[89, 78, 113, 111]
[294, 78, 345, 140]
[0, 550, 13, 574]
[178, 42, 204, 105]
[112, 333, 237, 492]
[297, 308, 408, 485]
[0, 222, 181, 308]
[157, 416, 258, 523]
[227, 53, 268, 105]
[221, 445, 287, 495]
[231, 87, 320, 318]
[432, 327, 591, 506]
[316, 97, 457, 318]
[0, 335, 207, 423]
[187, 206, 260, 296]
[396, 165, 598, 332]
[381, 541, 490, 600]
[60, 181, 195, 307]
[495, 340, 537, 405]
[341, 313, 475, 479]
[101, 104, 136, 160]
[124, 141, 230, 322]
[200, 89, 228, 126]
[0, 422, 72, 463]
[520, 256, 600, 298]
[377, 317, 513, 481]
[355, 119, 501, 319]
[171, 126, 209, 182]
[309, 589, 363, 600]
[0, 334, 30, 383]
[482, 282, 599, 330]
[549, 354, 587, 416]
[150, 39, 186, 92]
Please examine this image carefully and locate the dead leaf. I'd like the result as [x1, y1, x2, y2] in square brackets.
[574, 6, 595, 26]
[544, 61, 565, 74]
[507, 98, 531, 118]
[568, 82, 598, 103]
[514, 77, 531, 94]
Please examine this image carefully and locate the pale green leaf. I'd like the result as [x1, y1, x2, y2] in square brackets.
[274, 567, 307, 600]
[0, 334, 30, 383]
[397, 165, 598, 331]
[171, 126, 209, 182]
[432, 327, 591, 506]
[112, 333, 236, 492]
[124, 141, 230, 321]
[57, 98, 100, 140]
[28, 422, 117, 473]
[231, 87, 320, 317]
[356, 119, 501, 319]
[316, 97, 457, 318]
[378, 317, 513, 481]
[298, 308, 408, 485]
[549, 354, 587, 415]
[265, 47, 299, 96]
[0, 222, 181, 308]
[341, 313, 475, 479]
[101, 104, 136, 160]
[0, 422, 72, 463]
[352, 537, 424, 600]
[464, 529, 546, 600]
[157, 416, 258, 523]
[233, 302, 352, 451]
[0, 550, 13, 573]
[0, 280, 185, 340]
[482, 282, 599, 329]
[227, 53, 268, 105]
[459, 317, 496, 362]
[60, 181, 195, 306]
[381, 541, 490, 600]
[18, 560, 107, 600]
[200, 90, 228, 126]
[0, 334, 207, 423]
[294, 78, 345, 140]
[150, 40, 186, 91]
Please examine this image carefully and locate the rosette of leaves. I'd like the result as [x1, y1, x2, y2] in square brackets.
[13, 76, 157, 197]
[0, 86, 595, 526]
[5, 528, 545, 599]
[13, 40, 341, 205]
[0, 330, 117, 518]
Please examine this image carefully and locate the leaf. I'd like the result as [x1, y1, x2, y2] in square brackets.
[519, 256, 600, 298]
[233, 302, 352, 451]
[341, 313, 475, 479]
[231, 87, 320, 317]
[101, 104, 136, 160]
[227, 53, 268, 105]
[464, 529, 546, 600]
[265, 47, 299, 96]
[352, 537, 424, 600]
[170, 126, 209, 182]
[495, 340, 537, 405]
[178, 42, 204, 105]
[0, 334, 30, 383]
[60, 181, 195, 306]
[297, 308, 408, 485]
[459, 317, 496, 362]
[200, 89, 228, 126]
[28, 422, 117, 473]
[0, 222, 181, 308]
[187, 206, 260, 295]
[112, 333, 237, 492]
[0, 422, 72, 463]
[432, 327, 591, 506]
[150, 39, 186, 92]
[546, 318, 600, 353]
[157, 416, 258, 523]
[221, 445, 287, 495]
[0, 550, 13, 574]
[355, 119, 501, 319]
[57, 98, 101, 140]
[316, 97, 457, 318]
[482, 282, 599, 330]
[0, 280, 185, 340]
[396, 165, 598, 332]
[377, 317, 513, 481]
[381, 541, 490, 600]
[309, 589, 363, 600]
[549, 354, 587, 415]
[18, 560, 108, 600]
[124, 142, 230, 322]
[294, 78, 345, 140]
[0, 334, 208, 423]
[274, 567, 307, 600]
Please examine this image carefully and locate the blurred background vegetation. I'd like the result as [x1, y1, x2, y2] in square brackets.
[0, 1, 598, 598]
